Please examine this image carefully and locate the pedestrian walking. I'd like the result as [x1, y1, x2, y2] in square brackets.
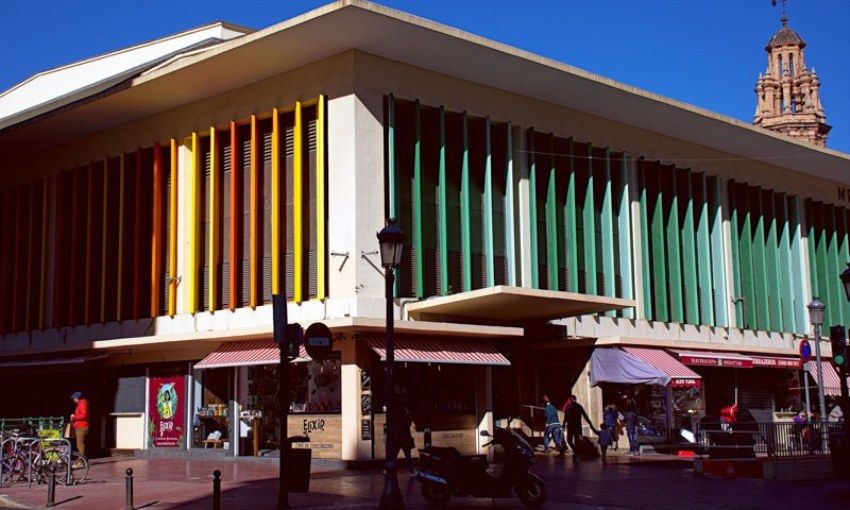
[540, 395, 564, 455]
[70, 391, 89, 457]
[389, 400, 416, 474]
[561, 395, 596, 462]
[602, 403, 621, 451]
[595, 422, 613, 463]
[622, 402, 639, 456]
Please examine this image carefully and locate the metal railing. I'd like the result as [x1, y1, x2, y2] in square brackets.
[695, 421, 840, 459]
[0, 417, 65, 435]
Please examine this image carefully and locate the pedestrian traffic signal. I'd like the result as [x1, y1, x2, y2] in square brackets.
[829, 325, 847, 368]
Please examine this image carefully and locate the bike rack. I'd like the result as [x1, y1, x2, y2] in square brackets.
[0, 436, 16, 484]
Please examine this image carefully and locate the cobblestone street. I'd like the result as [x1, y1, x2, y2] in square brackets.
[1, 456, 847, 510]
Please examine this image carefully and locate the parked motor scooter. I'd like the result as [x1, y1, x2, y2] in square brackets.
[417, 418, 545, 508]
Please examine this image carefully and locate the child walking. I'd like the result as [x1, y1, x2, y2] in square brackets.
[596, 422, 613, 463]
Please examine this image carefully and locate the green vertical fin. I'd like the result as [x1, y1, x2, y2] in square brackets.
[600, 148, 616, 302]
[665, 166, 684, 323]
[505, 123, 516, 286]
[437, 106, 449, 295]
[680, 169, 698, 324]
[460, 111, 472, 292]
[565, 139, 579, 292]
[528, 129, 539, 289]
[412, 100, 424, 298]
[583, 144, 597, 295]
[617, 153, 634, 318]
[545, 134, 558, 290]
[483, 117, 495, 287]
[695, 173, 714, 326]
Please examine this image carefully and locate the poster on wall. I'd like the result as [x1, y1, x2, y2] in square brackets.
[148, 375, 185, 448]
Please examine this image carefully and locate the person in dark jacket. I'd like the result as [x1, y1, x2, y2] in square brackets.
[540, 395, 563, 454]
[562, 395, 597, 462]
[622, 401, 639, 456]
[392, 402, 416, 474]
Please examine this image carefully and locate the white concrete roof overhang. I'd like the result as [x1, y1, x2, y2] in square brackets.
[406, 286, 634, 322]
[1, 1, 847, 181]
[0, 317, 522, 361]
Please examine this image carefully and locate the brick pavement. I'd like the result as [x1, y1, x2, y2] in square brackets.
[0, 456, 847, 509]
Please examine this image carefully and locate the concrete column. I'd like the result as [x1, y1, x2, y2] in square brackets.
[340, 337, 366, 461]
[230, 368, 239, 457]
[352, 87, 390, 317]
[184, 364, 192, 451]
[571, 360, 602, 436]
[143, 366, 150, 450]
[475, 367, 494, 459]
[327, 94, 358, 307]
[514, 125, 532, 288]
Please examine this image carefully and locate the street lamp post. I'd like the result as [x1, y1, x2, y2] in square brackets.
[807, 299, 827, 430]
[377, 219, 405, 510]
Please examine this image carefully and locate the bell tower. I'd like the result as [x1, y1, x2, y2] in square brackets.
[754, 1, 830, 146]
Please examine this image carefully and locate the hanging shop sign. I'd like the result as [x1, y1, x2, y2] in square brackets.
[148, 375, 185, 448]
[677, 354, 753, 369]
[750, 356, 803, 369]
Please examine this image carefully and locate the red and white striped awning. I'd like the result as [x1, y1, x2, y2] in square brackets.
[194, 340, 309, 370]
[806, 360, 844, 396]
[364, 337, 510, 366]
[672, 349, 753, 368]
[621, 347, 702, 387]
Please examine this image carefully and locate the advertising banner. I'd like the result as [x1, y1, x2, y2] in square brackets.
[148, 375, 185, 448]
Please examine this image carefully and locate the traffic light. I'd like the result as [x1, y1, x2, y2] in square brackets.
[830, 325, 847, 368]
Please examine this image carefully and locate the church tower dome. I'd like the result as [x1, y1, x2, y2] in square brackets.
[753, 3, 830, 147]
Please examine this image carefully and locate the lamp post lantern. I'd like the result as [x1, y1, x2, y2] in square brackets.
[377, 218, 405, 510]
[807, 298, 827, 429]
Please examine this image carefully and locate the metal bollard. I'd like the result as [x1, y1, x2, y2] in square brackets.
[212, 470, 221, 510]
[125, 468, 134, 510]
[46, 464, 57, 507]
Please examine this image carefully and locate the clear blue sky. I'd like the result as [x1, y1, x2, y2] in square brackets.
[3, 0, 848, 152]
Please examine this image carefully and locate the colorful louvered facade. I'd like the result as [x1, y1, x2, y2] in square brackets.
[0, 98, 328, 335]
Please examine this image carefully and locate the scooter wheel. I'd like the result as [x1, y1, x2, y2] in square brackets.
[515, 475, 546, 509]
[421, 481, 451, 506]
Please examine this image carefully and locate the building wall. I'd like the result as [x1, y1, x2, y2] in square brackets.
[2, 49, 850, 356]
[358, 51, 850, 340]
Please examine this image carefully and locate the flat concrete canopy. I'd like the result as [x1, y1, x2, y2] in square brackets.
[406, 286, 634, 322]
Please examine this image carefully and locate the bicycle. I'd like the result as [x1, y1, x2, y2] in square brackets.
[33, 443, 88, 485]
[1, 433, 35, 487]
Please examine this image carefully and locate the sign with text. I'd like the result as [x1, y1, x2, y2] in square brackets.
[751, 356, 802, 369]
[678, 355, 753, 369]
[148, 375, 185, 448]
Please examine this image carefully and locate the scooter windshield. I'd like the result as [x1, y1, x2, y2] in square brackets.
[509, 429, 533, 455]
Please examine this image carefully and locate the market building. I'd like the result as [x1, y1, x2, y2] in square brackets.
[1, 1, 848, 461]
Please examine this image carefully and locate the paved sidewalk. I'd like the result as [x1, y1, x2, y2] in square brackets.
[0, 456, 847, 509]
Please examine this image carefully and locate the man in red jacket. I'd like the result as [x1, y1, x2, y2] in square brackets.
[70, 391, 89, 456]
